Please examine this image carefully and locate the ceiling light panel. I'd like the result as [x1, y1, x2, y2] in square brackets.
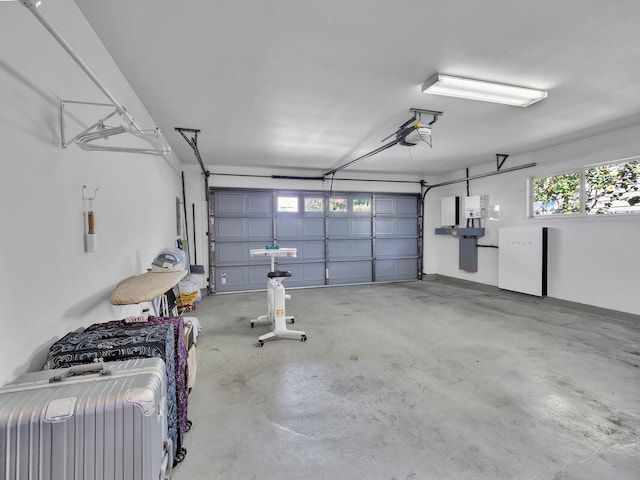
[421, 73, 547, 107]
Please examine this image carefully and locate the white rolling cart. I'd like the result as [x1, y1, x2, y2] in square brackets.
[250, 247, 307, 347]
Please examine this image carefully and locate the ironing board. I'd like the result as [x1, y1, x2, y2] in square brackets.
[110, 270, 188, 315]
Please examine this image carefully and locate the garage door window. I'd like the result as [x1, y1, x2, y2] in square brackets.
[277, 196, 299, 212]
[329, 197, 347, 212]
[304, 197, 324, 212]
[353, 198, 371, 213]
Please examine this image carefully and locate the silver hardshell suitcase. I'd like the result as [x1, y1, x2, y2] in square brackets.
[0, 358, 172, 480]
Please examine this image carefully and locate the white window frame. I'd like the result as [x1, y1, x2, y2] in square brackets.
[529, 155, 640, 218]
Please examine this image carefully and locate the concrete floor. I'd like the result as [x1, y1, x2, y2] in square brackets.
[173, 279, 640, 480]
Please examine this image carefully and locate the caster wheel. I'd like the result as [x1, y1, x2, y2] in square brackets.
[250, 322, 254, 328]
[185, 419, 193, 432]
[301, 335, 307, 342]
[175, 447, 187, 463]
[258, 340, 264, 347]
[290, 318, 295, 324]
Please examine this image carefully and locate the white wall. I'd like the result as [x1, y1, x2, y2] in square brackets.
[423, 124, 640, 315]
[0, 0, 182, 385]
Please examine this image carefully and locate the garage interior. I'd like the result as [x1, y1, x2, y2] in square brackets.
[1, 1, 639, 479]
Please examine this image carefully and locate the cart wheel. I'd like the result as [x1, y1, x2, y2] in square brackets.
[250, 322, 255, 328]
[185, 420, 193, 432]
[258, 340, 264, 347]
[290, 318, 295, 324]
[175, 447, 187, 463]
[301, 335, 307, 342]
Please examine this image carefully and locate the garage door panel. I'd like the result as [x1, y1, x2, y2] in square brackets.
[328, 261, 372, 284]
[215, 193, 245, 215]
[396, 217, 418, 236]
[215, 265, 270, 292]
[396, 197, 418, 215]
[277, 217, 324, 238]
[375, 197, 395, 215]
[280, 263, 325, 287]
[248, 218, 273, 237]
[328, 217, 371, 237]
[328, 239, 371, 260]
[374, 217, 394, 236]
[375, 217, 417, 237]
[214, 266, 245, 292]
[376, 259, 418, 281]
[327, 217, 349, 236]
[216, 192, 273, 215]
[277, 240, 325, 263]
[214, 242, 245, 264]
[375, 238, 418, 257]
[375, 196, 417, 215]
[215, 218, 245, 238]
[248, 194, 273, 214]
[215, 241, 275, 265]
[215, 217, 272, 240]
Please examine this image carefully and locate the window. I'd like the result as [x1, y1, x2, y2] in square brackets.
[585, 159, 640, 214]
[532, 172, 581, 216]
[304, 197, 324, 212]
[329, 197, 347, 212]
[352, 198, 371, 213]
[277, 196, 298, 212]
[531, 156, 640, 217]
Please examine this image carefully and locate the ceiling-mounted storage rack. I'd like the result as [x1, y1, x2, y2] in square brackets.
[18, 0, 170, 156]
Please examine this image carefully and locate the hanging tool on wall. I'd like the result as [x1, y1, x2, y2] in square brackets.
[191, 203, 204, 274]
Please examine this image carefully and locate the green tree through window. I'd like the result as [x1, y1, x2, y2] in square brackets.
[533, 172, 581, 215]
[585, 159, 640, 214]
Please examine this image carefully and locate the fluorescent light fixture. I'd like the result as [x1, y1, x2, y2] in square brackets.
[421, 73, 547, 107]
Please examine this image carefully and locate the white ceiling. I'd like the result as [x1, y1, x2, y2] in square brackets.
[73, 0, 640, 178]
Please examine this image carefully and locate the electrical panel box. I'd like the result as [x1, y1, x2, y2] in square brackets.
[464, 195, 488, 219]
[440, 196, 460, 226]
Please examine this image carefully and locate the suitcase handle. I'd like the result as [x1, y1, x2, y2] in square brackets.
[160, 438, 173, 480]
[49, 363, 112, 383]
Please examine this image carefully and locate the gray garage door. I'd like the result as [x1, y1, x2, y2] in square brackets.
[210, 189, 420, 293]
